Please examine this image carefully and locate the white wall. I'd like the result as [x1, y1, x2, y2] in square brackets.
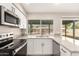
[28, 13, 79, 20]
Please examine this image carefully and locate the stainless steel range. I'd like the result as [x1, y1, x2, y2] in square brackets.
[0, 33, 27, 56]
[0, 33, 14, 49]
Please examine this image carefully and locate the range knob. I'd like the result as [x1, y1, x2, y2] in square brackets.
[6, 34, 8, 37]
[3, 35, 5, 37]
[10, 34, 13, 35]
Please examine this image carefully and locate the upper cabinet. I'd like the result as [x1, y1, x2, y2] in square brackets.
[18, 13, 27, 29]
[0, 3, 13, 11]
[12, 4, 27, 29]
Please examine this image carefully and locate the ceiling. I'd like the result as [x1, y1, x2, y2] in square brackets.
[21, 3, 79, 13]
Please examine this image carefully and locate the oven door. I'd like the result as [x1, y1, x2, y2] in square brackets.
[0, 42, 14, 56]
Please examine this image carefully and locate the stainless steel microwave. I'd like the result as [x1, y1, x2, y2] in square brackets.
[0, 6, 19, 27]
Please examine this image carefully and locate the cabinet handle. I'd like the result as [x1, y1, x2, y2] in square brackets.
[61, 48, 67, 53]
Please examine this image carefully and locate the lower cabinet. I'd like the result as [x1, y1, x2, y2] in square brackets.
[60, 45, 79, 56]
[27, 39, 34, 55]
[27, 38, 79, 56]
[27, 39, 53, 56]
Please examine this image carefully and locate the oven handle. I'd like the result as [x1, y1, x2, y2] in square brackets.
[0, 42, 14, 49]
[13, 42, 27, 55]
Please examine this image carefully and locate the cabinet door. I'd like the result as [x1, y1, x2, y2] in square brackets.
[19, 14, 27, 29]
[27, 39, 34, 55]
[27, 39, 53, 56]
[42, 39, 53, 55]
[33, 39, 53, 55]
[33, 39, 43, 55]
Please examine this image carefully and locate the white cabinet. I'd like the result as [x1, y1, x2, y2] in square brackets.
[60, 45, 71, 56]
[19, 14, 27, 29]
[60, 45, 79, 56]
[27, 39, 53, 56]
[42, 39, 53, 55]
[14, 6, 27, 29]
[33, 39, 43, 55]
[27, 39, 34, 55]
[0, 3, 13, 11]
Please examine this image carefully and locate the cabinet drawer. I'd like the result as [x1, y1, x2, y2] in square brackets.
[60, 46, 71, 56]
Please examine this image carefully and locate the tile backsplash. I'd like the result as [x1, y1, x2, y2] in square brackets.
[0, 26, 21, 38]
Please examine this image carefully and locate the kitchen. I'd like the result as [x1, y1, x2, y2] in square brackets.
[0, 3, 79, 56]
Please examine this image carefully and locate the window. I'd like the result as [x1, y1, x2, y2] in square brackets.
[62, 20, 74, 38]
[28, 20, 53, 35]
[62, 20, 79, 46]
[28, 20, 40, 35]
[75, 21, 79, 39]
[41, 20, 53, 35]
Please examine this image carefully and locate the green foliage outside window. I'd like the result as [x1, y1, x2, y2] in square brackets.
[66, 23, 73, 29]
[75, 22, 79, 29]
